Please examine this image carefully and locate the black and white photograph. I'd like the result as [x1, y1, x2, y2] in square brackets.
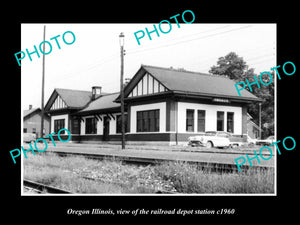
[20, 23, 276, 195]
[4, 4, 298, 221]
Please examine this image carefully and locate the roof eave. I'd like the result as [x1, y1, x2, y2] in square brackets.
[74, 106, 121, 116]
[172, 90, 263, 103]
[118, 91, 174, 103]
[23, 108, 41, 119]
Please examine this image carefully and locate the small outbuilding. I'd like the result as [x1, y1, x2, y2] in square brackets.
[23, 105, 50, 138]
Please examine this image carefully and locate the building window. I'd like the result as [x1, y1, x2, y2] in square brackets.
[217, 111, 224, 131]
[197, 110, 206, 132]
[23, 128, 27, 133]
[32, 128, 36, 133]
[54, 119, 65, 134]
[186, 109, 194, 132]
[116, 114, 128, 133]
[136, 109, 159, 132]
[85, 117, 97, 134]
[227, 112, 234, 133]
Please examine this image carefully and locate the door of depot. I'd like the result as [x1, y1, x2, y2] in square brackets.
[103, 116, 110, 141]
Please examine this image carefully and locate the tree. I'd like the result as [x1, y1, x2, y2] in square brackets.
[209, 52, 274, 138]
[209, 52, 248, 81]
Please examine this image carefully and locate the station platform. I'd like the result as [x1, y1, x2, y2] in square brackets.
[42, 142, 275, 169]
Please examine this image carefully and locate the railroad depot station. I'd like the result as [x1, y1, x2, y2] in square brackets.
[36, 65, 261, 145]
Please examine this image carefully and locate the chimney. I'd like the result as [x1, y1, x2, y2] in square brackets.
[29, 105, 32, 110]
[92, 86, 102, 100]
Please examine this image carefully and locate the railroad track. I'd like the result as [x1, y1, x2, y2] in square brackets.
[23, 179, 72, 194]
[23, 178, 175, 194]
[24, 152, 273, 194]
[45, 151, 273, 173]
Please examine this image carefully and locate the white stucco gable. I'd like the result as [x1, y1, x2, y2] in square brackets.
[128, 73, 169, 97]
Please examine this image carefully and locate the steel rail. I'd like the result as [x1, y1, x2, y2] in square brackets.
[23, 179, 72, 194]
[45, 151, 273, 173]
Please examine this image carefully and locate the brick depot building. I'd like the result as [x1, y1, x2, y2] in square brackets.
[44, 65, 260, 145]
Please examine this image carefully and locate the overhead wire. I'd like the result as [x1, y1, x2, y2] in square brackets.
[126, 25, 253, 56]
[125, 24, 232, 53]
[53, 24, 274, 86]
[79, 25, 235, 76]
[57, 25, 252, 82]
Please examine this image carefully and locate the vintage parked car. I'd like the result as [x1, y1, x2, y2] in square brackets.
[23, 133, 36, 143]
[188, 131, 231, 148]
[256, 136, 275, 146]
[246, 135, 257, 145]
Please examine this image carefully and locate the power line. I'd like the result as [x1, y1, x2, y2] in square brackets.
[246, 53, 275, 62]
[247, 55, 275, 64]
[248, 58, 276, 68]
[126, 25, 232, 53]
[77, 26, 233, 76]
[183, 47, 275, 73]
[126, 25, 252, 56]
[52, 25, 259, 85]
[48, 53, 119, 85]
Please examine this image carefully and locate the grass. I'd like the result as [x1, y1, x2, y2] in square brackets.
[24, 161, 126, 194]
[23, 153, 168, 194]
[155, 161, 274, 193]
[23, 152, 274, 194]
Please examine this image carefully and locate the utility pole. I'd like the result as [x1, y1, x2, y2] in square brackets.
[259, 102, 262, 139]
[40, 25, 46, 138]
[119, 32, 125, 149]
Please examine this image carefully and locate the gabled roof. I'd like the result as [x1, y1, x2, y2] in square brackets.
[23, 107, 40, 118]
[121, 65, 260, 102]
[55, 88, 92, 108]
[76, 93, 120, 115]
[45, 88, 92, 111]
[23, 107, 50, 119]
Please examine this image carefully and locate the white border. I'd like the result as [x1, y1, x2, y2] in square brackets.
[21, 23, 277, 197]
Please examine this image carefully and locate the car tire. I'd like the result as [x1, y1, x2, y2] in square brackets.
[206, 141, 213, 148]
[231, 144, 238, 148]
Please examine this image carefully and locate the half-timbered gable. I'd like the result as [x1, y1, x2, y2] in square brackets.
[44, 88, 92, 140]
[128, 72, 169, 97]
[45, 88, 92, 112]
[50, 94, 67, 110]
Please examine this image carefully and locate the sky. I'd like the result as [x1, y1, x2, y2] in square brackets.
[21, 23, 276, 110]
